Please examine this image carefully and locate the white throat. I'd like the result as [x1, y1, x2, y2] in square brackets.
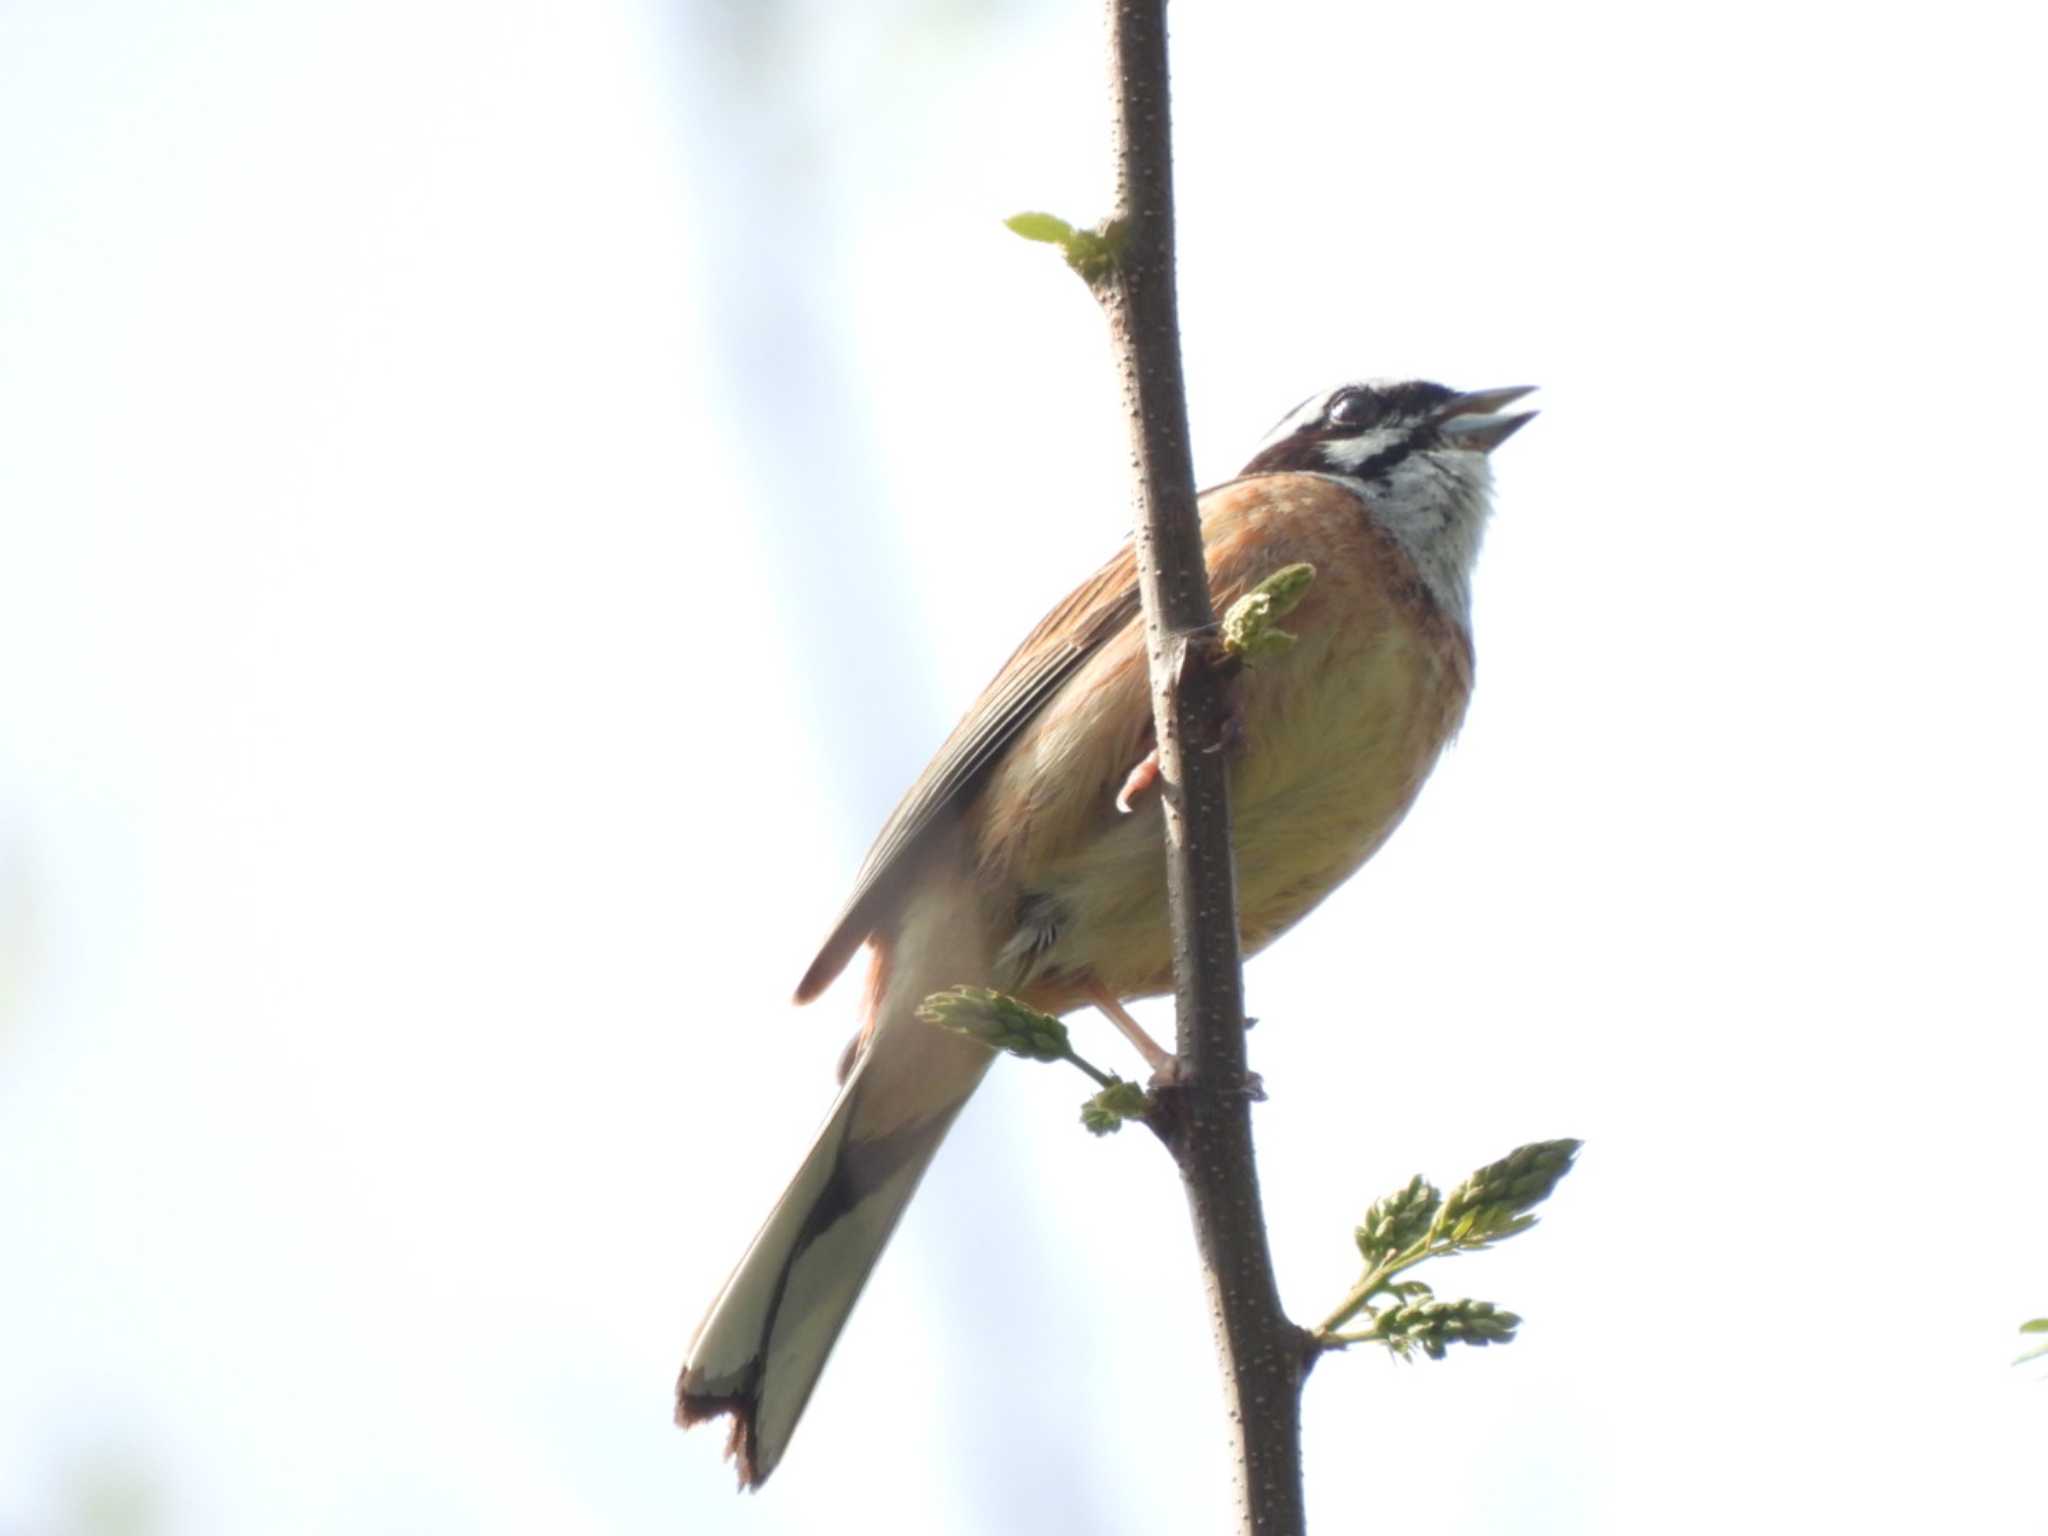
[1313, 448, 1495, 629]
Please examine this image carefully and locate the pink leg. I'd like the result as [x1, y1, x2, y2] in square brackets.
[1090, 985, 1265, 1099]
[1088, 985, 1180, 1081]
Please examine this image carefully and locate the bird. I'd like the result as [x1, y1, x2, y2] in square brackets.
[676, 378, 1536, 1486]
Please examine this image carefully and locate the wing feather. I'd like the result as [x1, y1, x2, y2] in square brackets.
[794, 541, 1142, 1002]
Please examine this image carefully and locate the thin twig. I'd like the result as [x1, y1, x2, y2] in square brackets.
[1088, 4, 1310, 1531]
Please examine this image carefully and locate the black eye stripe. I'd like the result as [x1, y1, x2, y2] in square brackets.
[1344, 433, 1424, 482]
[1242, 379, 1459, 480]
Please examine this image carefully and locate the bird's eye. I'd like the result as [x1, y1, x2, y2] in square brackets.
[1326, 390, 1378, 429]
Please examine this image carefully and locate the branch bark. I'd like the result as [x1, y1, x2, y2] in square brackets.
[1090, 4, 1310, 1531]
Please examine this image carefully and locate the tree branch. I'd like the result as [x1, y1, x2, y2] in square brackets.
[1088, 3, 1309, 1530]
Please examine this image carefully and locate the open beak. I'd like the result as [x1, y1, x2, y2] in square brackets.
[1434, 385, 1538, 453]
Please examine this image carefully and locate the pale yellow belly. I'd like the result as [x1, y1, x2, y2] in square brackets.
[997, 614, 1469, 1010]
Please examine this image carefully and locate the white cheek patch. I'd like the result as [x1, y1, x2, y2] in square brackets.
[1317, 428, 1403, 471]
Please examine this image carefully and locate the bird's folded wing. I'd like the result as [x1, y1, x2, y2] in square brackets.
[794, 541, 1142, 1002]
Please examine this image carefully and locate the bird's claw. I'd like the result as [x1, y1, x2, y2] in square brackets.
[1115, 748, 1161, 814]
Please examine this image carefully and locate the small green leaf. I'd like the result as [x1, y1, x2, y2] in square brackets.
[1005, 211, 1075, 244]
[1222, 564, 1318, 664]
[1081, 1079, 1153, 1135]
[2021, 1319, 2048, 1334]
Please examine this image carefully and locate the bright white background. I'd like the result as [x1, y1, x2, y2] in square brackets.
[3, 1, 2044, 1532]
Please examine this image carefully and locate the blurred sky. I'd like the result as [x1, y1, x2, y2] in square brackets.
[3, 1, 2046, 1532]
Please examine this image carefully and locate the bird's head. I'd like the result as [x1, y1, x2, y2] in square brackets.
[1241, 380, 1536, 480]
[1240, 379, 1537, 625]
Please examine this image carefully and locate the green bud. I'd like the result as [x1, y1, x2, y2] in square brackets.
[1354, 1172, 1441, 1264]
[1370, 1296, 1521, 1360]
[1061, 219, 1126, 285]
[1004, 211, 1123, 285]
[918, 987, 1070, 1062]
[1434, 1139, 1581, 1244]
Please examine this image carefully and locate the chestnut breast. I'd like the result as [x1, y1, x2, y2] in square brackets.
[969, 472, 1474, 1011]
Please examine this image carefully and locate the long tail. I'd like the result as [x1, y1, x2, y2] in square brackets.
[676, 875, 995, 1487]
